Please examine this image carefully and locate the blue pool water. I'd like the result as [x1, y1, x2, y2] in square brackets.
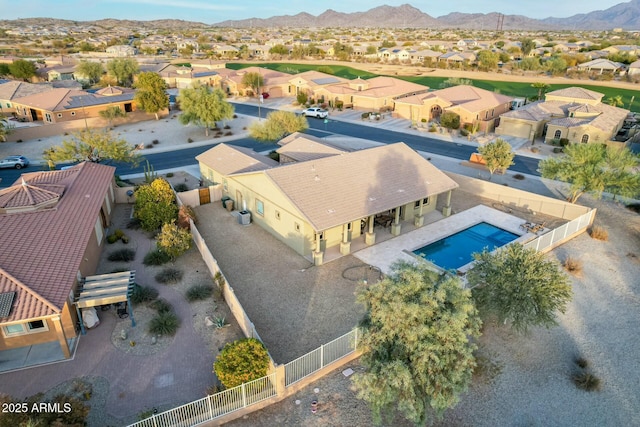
[413, 222, 518, 270]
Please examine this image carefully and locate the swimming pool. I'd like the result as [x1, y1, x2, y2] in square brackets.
[412, 222, 518, 270]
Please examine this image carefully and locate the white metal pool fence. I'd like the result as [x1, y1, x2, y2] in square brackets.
[522, 209, 595, 253]
[284, 327, 359, 386]
[127, 328, 360, 427]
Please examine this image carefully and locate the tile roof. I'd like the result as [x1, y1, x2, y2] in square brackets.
[546, 87, 603, 102]
[276, 133, 347, 162]
[0, 81, 54, 101]
[353, 76, 429, 99]
[13, 88, 135, 111]
[0, 162, 115, 322]
[0, 178, 65, 212]
[264, 142, 458, 231]
[196, 143, 278, 175]
[396, 85, 512, 113]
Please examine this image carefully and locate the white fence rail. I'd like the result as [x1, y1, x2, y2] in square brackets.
[128, 374, 277, 427]
[285, 328, 359, 386]
[523, 209, 595, 253]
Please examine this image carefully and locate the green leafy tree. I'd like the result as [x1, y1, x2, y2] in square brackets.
[43, 129, 140, 167]
[296, 91, 308, 105]
[106, 58, 139, 86]
[540, 143, 640, 203]
[248, 110, 308, 143]
[8, 59, 36, 81]
[156, 221, 192, 260]
[0, 63, 10, 76]
[439, 111, 460, 131]
[214, 338, 270, 389]
[240, 71, 264, 97]
[134, 71, 169, 120]
[75, 60, 104, 85]
[0, 115, 11, 142]
[517, 57, 543, 71]
[353, 261, 481, 426]
[99, 105, 126, 127]
[546, 56, 568, 75]
[134, 178, 178, 231]
[268, 44, 289, 58]
[520, 38, 536, 56]
[366, 45, 378, 55]
[477, 138, 515, 179]
[477, 50, 499, 71]
[531, 82, 550, 100]
[178, 85, 234, 136]
[467, 244, 572, 334]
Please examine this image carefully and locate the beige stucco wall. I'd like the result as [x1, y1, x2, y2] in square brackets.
[544, 123, 612, 145]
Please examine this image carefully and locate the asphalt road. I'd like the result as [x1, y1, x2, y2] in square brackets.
[0, 103, 544, 186]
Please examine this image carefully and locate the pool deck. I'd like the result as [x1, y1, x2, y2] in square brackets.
[353, 205, 538, 275]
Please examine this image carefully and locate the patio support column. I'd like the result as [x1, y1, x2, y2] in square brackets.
[75, 304, 86, 335]
[340, 223, 351, 255]
[312, 232, 324, 266]
[365, 215, 376, 245]
[52, 315, 71, 359]
[442, 190, 452, 217]
[391, 207, 402, 236]
[414, 199, 425, 227]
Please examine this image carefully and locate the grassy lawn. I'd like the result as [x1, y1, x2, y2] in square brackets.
[228, 62, 639, 111]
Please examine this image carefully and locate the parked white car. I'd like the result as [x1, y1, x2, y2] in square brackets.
[302, 108, 328, 119]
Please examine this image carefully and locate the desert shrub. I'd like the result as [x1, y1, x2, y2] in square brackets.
[149, 311, 180, 336]
[174, 183, 189, 192]
[143, 248, 172, 266]
[224, 125, 231, 130]
[575, 357, 589, 369]
[152, 139, 159, 144]
[224, 131, 233, 136]
[572, 371, 601, 391]
[589, 226, 608, 241]
[146, 144, 153, 149]
[361, 112, 370, 119]
[166, 172, 174, 178]
[107, 233, 120, 244]
[187, 137, 194, 143]
[156, 221, 192, 260]
[213, 338, 270, 388]
[155, 267, 183, 284]
[186, 284, 214, 302]
[553, 147, 563, 153]
[127, 218, 142, 229]
[107, 248, 135, 262]
[121, 234, 129, 244]
[513, 174, 525, 180]
[625, 203, 640, 214]
[130, 284, 159, 304]
[150, 298, 173, 314]
[460, 128, 469, 136]
[563, 256, 583, 274]
[268, 150, 280, 161]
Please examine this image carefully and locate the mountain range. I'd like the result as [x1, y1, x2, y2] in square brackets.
[213, 1, 640, 30]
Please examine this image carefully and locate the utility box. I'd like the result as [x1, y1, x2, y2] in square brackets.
[238, 210, 251, 225]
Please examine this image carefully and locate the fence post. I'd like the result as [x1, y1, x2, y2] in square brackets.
[275, 364, 287, 395]
[152, 414, 158, 427]
[320, 344, 324, 369]
[207, 394, 213, 421]
[354, 327, 359, 351]
[241, 382, 247, 408]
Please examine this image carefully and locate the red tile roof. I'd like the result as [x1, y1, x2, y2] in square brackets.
[0, 162, 115, 322]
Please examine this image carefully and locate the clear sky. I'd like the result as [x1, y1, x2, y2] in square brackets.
[0, 0, 628, 23]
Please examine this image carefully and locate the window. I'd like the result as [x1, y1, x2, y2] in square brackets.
[57, 113, 63, 118]
[414, 197, 430, 208]
[581, 134, 589, 143]
[2, 320, 48, 337]
[275, 210, 281, 220]
[71, 111, 76, 116]
[255, 199, 264, 216]
[45, 113, 52, 122]
[554, 130, 562, 139]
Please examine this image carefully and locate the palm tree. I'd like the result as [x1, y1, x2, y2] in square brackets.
[531, 82, 550, 101]
[0, 115, 10, 142]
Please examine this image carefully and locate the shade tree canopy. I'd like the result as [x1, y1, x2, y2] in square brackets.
[42, 129, 140, 167]
[134, 71, 169, 120]
[248, 110, 308, 142]
[178, 85, 234, 136]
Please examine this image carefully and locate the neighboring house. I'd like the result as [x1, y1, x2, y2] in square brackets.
[44, 66, 76, 81]
[312, 76, 429, 112]
[438, 51, 476, 64]
[106, 45, 137, 57]
[11, 86, 136, 124]
[0, 80, 54, 114]
[394, 85, 513, 133]
[627, 59, 640, 75]
[219, 67, 292, 97]
[496, 87, 629, 145]
[0, 163, 116, 363]
[197, 140, 458, 265]
[158, 64, 223, 89]
[577, 58, 625, 74]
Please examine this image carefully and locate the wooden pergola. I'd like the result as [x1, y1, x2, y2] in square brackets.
[75, 271, 136, 335]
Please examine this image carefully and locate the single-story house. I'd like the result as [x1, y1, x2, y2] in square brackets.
[0, 80, 54, 114]
[576, 58, 625, 74]
[393, 85, 513, 133]
[496, 87, 629, 145]
[10, 86, 136, 124]
[0, 162, 116, 363]
[197, 139, 458, 265]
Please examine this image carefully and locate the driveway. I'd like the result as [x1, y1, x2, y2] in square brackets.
[193, 202, 369, 364]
